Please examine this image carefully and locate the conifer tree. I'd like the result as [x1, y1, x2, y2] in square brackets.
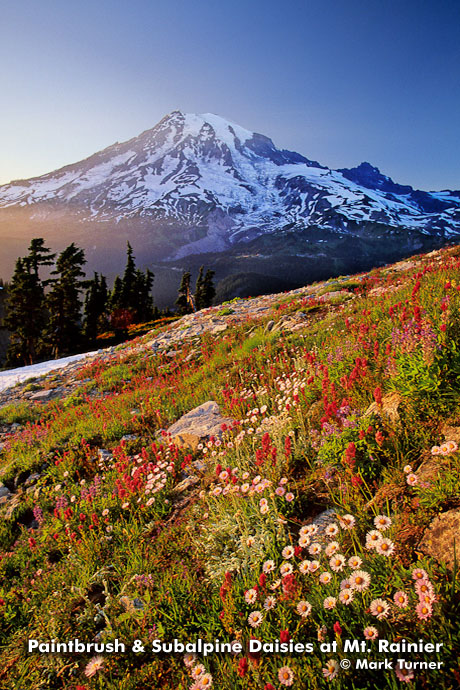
[194, 266, 205, 311]
[120, 242, 137, 308]
[202, 269, 216, 308]
[175, 271, 195, 315]
[108, 244, 154, 324]
[25, 238, 55, 281]
[82, 272, 108, 342]
[46, 243, 86, 357]
[5, 258, 46, 365]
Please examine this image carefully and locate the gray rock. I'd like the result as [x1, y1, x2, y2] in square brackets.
[29, 389, 56, 401]
[166, 401, 234, 450]
[264, 320, 275, 333]
[0, 483, 11, 499]
[173, 475, 200, 494]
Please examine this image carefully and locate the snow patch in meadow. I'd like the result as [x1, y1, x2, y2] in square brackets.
[0, 351, 98, 394]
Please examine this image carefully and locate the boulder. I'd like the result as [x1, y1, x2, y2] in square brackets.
[364, 392, 402, 426]
[419, 509, 460, 570]
[166, 401, 234, 450]
[0, 483, 11, 499]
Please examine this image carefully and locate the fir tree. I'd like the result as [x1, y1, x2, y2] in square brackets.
[194, 266, 205, 310]
[135, 268, 154, 322]
[5, 258, 46, 365]
[202, 269, 216, 308]
[24, 238, 55, 281]
[82, 272, 108, 342]
[108, 244, 154, 324]
[109, 276, 124, 313]
[120, 242, 137, 308]
[46, 243, 86, 357]
[175, 271, 195, 315]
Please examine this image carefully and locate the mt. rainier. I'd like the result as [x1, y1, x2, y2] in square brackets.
[1, 111, 459, 301]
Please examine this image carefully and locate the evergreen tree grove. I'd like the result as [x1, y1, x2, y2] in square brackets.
[108, 243, 154, 325]
[176, 271, 194, 315]
[5, 258, 47, 365]
[194, 266, 216, 311]
[82, 272, 108, 342]
[46, 243, 86, 358]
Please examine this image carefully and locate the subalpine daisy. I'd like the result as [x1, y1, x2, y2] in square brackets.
[339, 588, 354, 605]
[329, 554, 346, 572]
[300, 524, 318, 537]
[440, 440, 458, 454]
[412, 568, 429, 581]
[248, 610, 264, 628]
[363, 626, 378, 640]
[244, 588, 258, 604]
[406, 473, 418, 486]
[260, 503, 269, 515]
[415, 579, 434, 597]
[84, 656, 105, 678]
[349, 570, 371, 591]
[325, 541, 340, 557]
[340, 577, 351, 590]
[338, 514, 356, 529]
[299, 560, 311, 574]
[278, 665, 295, 686]
[322, 659, 339, 680]
[264, 595, 277, 611]
[309, 560, 320, 573]
[191, 664, 206, 680]
[280, 562, 293, 576]
[246, 536, 256, 547]
[403, 464, 412, 473]
[325, 523, 339, 537]
[298, 534, 311, 548]
[393, 591, 409, 608]
[275, 486, 286, 497]
[319, 572, 333, 584]
[197, 673, 213, 688]
[282, 545, 295, 559]
[365, 530, 382, 550]
[374, 515, 392, 531]
[183, 653, 197, 667]
[416, 601, 432, 620]
[376, 538, 395, 556]
[263, 560, 275, 573]
[369, 598, 390, 619]
[347, 555, 362, 569]
[323, 596, 337, 610]
[395, 661, 414, 682]
[296, 600, 312, 617]
[308, 542, 322, 556]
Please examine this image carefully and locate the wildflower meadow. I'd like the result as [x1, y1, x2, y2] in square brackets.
[0, 246, 459, 689]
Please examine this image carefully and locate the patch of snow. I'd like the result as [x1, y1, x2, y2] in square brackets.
[0, 351, 99, 394]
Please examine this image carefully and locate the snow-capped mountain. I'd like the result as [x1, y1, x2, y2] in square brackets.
[0, 111, 459, 301]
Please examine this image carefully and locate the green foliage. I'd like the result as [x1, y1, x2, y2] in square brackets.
[46, 242, 87, 357]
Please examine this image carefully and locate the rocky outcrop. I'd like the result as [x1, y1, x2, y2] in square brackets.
[166, 401, 234, 451]
[419, 510, 460, 570]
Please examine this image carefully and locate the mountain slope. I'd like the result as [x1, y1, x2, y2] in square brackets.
[1, 245, 460, 688]
[0, 111, 459, 301]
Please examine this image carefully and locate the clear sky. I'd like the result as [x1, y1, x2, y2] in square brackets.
[1, 0, 459, 190]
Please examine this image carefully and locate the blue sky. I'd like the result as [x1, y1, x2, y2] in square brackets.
[1, 0, 459, 189]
